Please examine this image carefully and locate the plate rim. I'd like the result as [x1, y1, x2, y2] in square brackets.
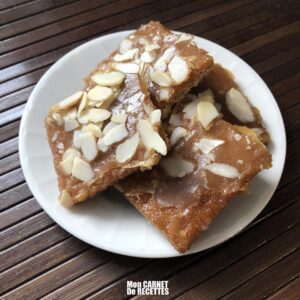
[19, 30, 286, 258]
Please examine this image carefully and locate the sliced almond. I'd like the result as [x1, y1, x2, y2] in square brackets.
[58, 91, 83, 109]
[226, 88, 254, 123]
[145, 44, 160, 52]
[52, 112, 63, 126]
[183, 98, 198, 120]
[77, 91, 88, 116]
[170, 127, 188, 146]
[114, 63, 139, 74]
[73, 130, 81, 148]
[113, 48, 139, 62]
[159, 88, 170, 101]
[88, 108, 111, 123]
[103, 122, 128, 145]
[62, 148, 81, 160]
[168, 55, 189, 84]
[87, 86, 114, 102]
[65, 107, 77, 120]
[139, 61, 148, 76]
[138, 37, 148, 45]
[91, 71, 125, 87]
[72, 157, 94, 182]
[175, 33, 193, 44]
[195, 138, 224, 154]
[60, 155, 74, 175]
[80, 131, 98, 161]
[140, 51, 156, 63]
[198, 89, 214, 103]
[59, 190, 73, 207]
[97, 138, 109, 152]
[103, 121, 118, 135]
[205, 163, 240, 178]
[81, 124, 102, 138]
[116, 133, 139, 163]
[197, 101, 219, 129]
[111, 113, 127, 124]
[154, 47, 176, 72]
[169, 113, 182, 126]
[119, 38, 133, 54]
[64, 119, 79, 132]
[77, 111, 90, 124]
[138, 119, 167, 155]
[160, 158, 194, 177]
[151, 71, 173, 87]
[149, 109, 161, 125]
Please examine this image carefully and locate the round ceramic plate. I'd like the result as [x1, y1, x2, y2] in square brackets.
[19, 30, 286, 258]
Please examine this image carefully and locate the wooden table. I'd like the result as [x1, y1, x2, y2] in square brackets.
[0, 0, 299, 299]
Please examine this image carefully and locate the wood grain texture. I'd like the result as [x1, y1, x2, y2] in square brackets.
[0, 0, 299, 298]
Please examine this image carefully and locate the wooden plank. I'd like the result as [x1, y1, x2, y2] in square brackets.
[0, 137, 18, 158]
[0, 224, 69, 272]
[0, 103, 25, 126]
[1, 247, 112, 298]
[271, 73, 300, 98]
[268, 276, 300, 300]
[0, 167, 24, 192]
[0, 211, 53, 250]
[0, 0, 33, 11]
[0, 152, 19, 175]
[0, 119, 20, 143]
[222, 250, 300, 300]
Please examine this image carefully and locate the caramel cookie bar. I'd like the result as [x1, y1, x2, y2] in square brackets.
[117, 92, 272, 253]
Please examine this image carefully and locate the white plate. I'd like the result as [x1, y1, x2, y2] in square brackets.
[19, 30, 286, 258]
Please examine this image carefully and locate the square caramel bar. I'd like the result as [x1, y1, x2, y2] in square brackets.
[117, 92, 272, 253]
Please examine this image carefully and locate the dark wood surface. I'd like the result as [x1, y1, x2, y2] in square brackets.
[0, 0, 299, 299]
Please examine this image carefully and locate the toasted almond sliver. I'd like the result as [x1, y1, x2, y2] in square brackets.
[73, 130, 81, 148]
[197, 89, 215, 103]
[111, 113, 128, 124]
[97, 138, 109, 152]
[103, 121, 118, 135]
[145, 44, 160, 52]
[91, 71, 125, 87]
[62, 148, 81, 160]
[81, 124, 102, 138]
[64, 119, 79, 132]
[72, 157, 94, 182]
[197, 101, 219, 130]
[88, 108, 111, 123]
[80, 131, 98, 161]
[149, 109, 161, 125]
[140, 51, 156, 63]
[138, 119, 167, 155]
[195, 138, 224, 154]
[169, 113, 182, 126]
[170, 127, 188, 146]
[116, 133, 139, 163]
[159, 88, 170, 101]
[183, 98, 198, 120]
[60, 155, 74, 175]
[77, 91, 88, 116]
[119, 38, 133, 54]
[151, 71, 173, 87]
[65, 108, 77, 120]
[226, 88, 255, 123]
[114, 63, 139, 74]
[59, 190, 73, 207]
[175, 33, 193, 44]
[160, 157, 194, 177]
[113, 48, 139, 62]
[52, 112, 63, 125]
[103, 123, 128, 145]
[205, 163, 240, 178]
[168, 55, 189, 84]
[77, 111, 90, 124]
[58, 91, 83, 109]
[87, 86, 114, 102]
[154, 47, 176, 72]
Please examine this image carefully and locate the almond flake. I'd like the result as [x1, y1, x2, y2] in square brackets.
[73, 130, 81, 148]
[80, 131, 98, 161]
[205, 163, 240, 178]
[169, 113, 182, 126]
[52, 112, 63, 125]
[87, 86, 114, 102]
[59, 190, 73, 207]
[226, 88, 254, 123]
[114, 63, 139, 74]
[198, 89, 214, 103]
[77, 91, 88, 116]
[62, 148, 81, 160]
[81, 124, 102, 138]
[159, 88, 170, 101]
[154, 47, 176, 72]
[197, 101, 219, 129]
[170, 127, 188, 146]
[65, 107, 77, 120]
[111, 113, 127, 124]
[103, 123, 128, 145]
[195, 138, 224, 154]
[103, 121, 118, 135]
[183, 99, 198, 119]
[168, 55, 189, 84]
[58, 91, 83, 109]
[160, 158, 194, 177]
[91, 71, 125, 87]
[89, 108, 111, 123]
[60, 155, 74, 175]
[113, 48, 139, 62]
[119, 38, 133, 54]
[145, 44, 160, 52]
[97, 138, 109, 152]
[72, 157, 94, 182]
[175, 33, 193, 44]
[64, 119, 79, 132]
[140, 51, 156, 63]
[151, 71, 173, 87]
[77, 111, 90, 124]
[149, 109, 161, 125]
[138, 119, 167, 155]
[116, 133, 139, 163]
[139, 61, 148, 76]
